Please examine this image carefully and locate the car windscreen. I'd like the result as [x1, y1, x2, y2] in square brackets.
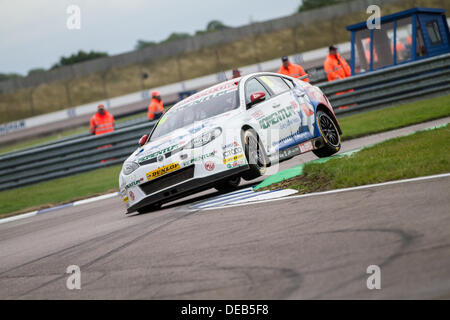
[150, 89, 239, 140]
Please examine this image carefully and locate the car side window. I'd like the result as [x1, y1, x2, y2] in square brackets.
[245, 78, 270, 105]
[282, 77, 295, 89]
[259, 75, 290, 95]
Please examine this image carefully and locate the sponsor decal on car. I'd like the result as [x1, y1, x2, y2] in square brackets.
[129, 191, 135, 201]
[279, 146, 300, 159]
[178, 81, 238, 107]
[125, 177, 144, 190]
[305, 86, 324, 101]
[176, 85, 238, 110]
[259, 106, 295, 129]
[223, 146, 243, 158]
[299, 140, 314, 153]
[158, 114, 168, 125]
[146, 162, 180, 181]
[291, 130, 313, 143]
[122, 196, 129, 203]
[301, 104, 314, 117]
[136, 148, 144, 155]
[182, 151, 216, 166]
[290, 100, 299, 110]
[188, 126, 203, 135]
[138, 144, 179, 163]
[204, 161, 215, 171]
[251, 110, 265, 120]
[226, 159, 245, 169]
[221, 141, 240, 150]
[223, 153, 244, 164]
[279, 117, 300, 130]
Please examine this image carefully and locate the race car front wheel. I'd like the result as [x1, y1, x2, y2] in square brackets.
[214, 175, 241, 192]
[313, 110, 341, 158]
[241, 129, 268, 181]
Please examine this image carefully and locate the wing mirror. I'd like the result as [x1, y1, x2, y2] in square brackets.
[247, 91, 266, 108]
[138, 134, 149, 146]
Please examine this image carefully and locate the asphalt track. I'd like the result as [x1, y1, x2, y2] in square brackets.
[0, 117, 449, 299]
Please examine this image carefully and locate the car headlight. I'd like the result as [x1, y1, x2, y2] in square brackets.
[122, 161, 139, 175]
[184, 127, 222, 149]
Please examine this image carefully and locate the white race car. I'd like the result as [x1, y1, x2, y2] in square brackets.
[119, 72, 342, 213]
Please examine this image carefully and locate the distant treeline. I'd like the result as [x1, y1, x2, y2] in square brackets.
[0, 50, 109, 80]
[135, 20, 230, 50]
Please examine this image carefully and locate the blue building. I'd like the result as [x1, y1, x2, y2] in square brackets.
[346, 8, 449, 74]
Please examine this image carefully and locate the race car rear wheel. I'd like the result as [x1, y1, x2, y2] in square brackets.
[214, 175, 241, 192]
[313, 110, 341, 158]
[241, 129, 267, 181]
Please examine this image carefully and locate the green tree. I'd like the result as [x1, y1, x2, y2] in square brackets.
[27, 68, 46, 76]
[162, 32, 191, 43]
[52, 50, 109, 69]
[298, 0, 349, 12]
[206, 20, 230, 32]
[135, 40, 157, 50]
[196, 20, 230, 35]
[0, 73, 22, 81]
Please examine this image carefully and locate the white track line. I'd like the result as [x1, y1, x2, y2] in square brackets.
[191, 187, 254, 208]
[229, 189, 298, 205]
[199, 173, 450, 211]
[192, 189, 277, 209]
[0, 192, 119, 225]
[73, 192, 118, 206]
[192, 188, 298, 209]
[0, 211, 37, 225]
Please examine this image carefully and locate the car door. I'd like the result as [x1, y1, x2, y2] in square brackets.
[244, 77, 291, 155]
[256, 75, 301, 151]
[281, 76, 316, 145]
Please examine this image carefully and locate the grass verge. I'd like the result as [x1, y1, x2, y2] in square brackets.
[262, 124, 449, 193]
[339, 94, 450, 140]
[0, 165, 122, 218]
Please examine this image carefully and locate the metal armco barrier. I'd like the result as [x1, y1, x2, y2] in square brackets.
[3, 116, 157, 158]
[0, 54, 448, 191]
[321, 53, 450, 114]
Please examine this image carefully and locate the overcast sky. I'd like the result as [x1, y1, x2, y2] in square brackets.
[0, 0, 301, 75]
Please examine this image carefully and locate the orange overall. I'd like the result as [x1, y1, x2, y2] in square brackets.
[147, 99, 164, 121]
[90, 111, 115, 135]
[324, 53, 353, 109]
[90, 110, 115, 163]
[278, 63, 309, 82]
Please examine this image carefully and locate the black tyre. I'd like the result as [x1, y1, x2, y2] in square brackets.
[214, 175, 241, 192]
[136, 202, 162, 214]
[313, 110, 341, 158]
[241, 129, 268, 181]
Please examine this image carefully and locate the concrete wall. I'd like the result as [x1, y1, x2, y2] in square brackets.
[0, 0, 399, 94]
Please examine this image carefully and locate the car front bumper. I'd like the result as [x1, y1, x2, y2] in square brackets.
[126, 165, 249, 213]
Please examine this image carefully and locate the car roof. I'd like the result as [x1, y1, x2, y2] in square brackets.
[172, 78, 240, 109]
[171, 72, 290, 110]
